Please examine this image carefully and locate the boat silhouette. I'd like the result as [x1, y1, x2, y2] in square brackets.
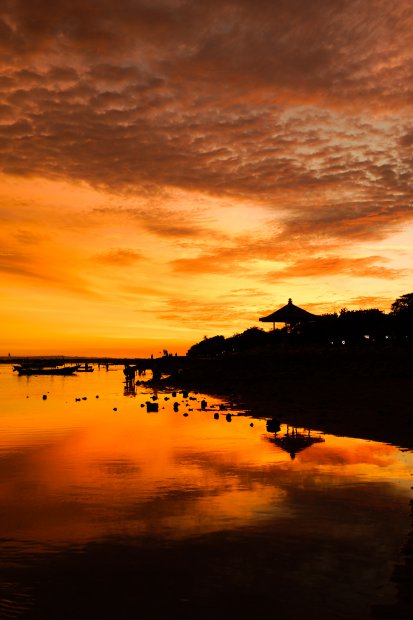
[14, 364, 80, 376]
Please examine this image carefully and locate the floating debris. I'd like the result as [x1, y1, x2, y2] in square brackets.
[146, 402, 159, 413]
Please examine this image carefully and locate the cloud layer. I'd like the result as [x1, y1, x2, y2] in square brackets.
[1, 2, 413, 231]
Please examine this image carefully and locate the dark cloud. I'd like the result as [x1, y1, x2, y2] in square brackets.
[1, 0, 413, 250]
[282, 201, 413, 242]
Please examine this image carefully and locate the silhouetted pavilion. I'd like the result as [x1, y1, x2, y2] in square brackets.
[259, 298, 318, 330]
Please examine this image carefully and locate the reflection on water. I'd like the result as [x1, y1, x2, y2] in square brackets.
[266, 423, 325, 459]
[0, 364, 412, 619]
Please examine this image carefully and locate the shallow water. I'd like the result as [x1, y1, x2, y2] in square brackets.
[0, 364, 412, 619]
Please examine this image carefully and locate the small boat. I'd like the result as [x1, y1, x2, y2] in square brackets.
[76, 364, 94, 372]
[15, 365, 80, 376]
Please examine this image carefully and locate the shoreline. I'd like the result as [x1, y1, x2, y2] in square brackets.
[2, 346, 413, 450]
[163, 346, 413, 450]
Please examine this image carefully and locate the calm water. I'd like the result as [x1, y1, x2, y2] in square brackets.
[0, 364, 412, 619]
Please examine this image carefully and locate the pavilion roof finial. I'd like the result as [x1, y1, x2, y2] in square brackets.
[288, 298, 292, 304]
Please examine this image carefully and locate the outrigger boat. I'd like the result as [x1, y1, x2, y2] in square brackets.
[14, 365, 80, 376]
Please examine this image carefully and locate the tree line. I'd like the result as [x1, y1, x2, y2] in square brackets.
[187, 292, 413, 356]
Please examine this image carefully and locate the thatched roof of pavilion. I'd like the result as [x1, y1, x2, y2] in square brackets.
[259, 298, 319, 324]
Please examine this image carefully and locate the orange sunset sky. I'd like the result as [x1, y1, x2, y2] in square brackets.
[1, 0, 413, 356]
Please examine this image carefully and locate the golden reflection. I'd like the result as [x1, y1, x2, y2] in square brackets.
[0, 366, 412, 545]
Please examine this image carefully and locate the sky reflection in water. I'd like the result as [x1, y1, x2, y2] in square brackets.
[0, 364, 412, 618]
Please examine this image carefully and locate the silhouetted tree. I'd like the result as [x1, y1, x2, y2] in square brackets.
[187, 335, 226, 357]
[225, 327, 268, 352]
[296, 313, 338, 344]
[390, 292, 413, 341]
[337, 308, 388, 344]
[391, 293, 413, 316]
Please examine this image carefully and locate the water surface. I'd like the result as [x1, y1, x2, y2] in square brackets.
[0, 364, 412, 619]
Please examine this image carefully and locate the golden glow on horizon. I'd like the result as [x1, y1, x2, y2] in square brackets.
[1, 170, 412, 355]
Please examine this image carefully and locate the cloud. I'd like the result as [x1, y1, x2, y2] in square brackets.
[347, 295, 396, 310]
[282, 201, 413, 242]
[155, 294, 259, 330]
[13, 228, 46, 245]
[0, 241, 96, 297]
[95, 204, 218, 239]
[94, 248, 144, 266]
[264, 255, 407, 280]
